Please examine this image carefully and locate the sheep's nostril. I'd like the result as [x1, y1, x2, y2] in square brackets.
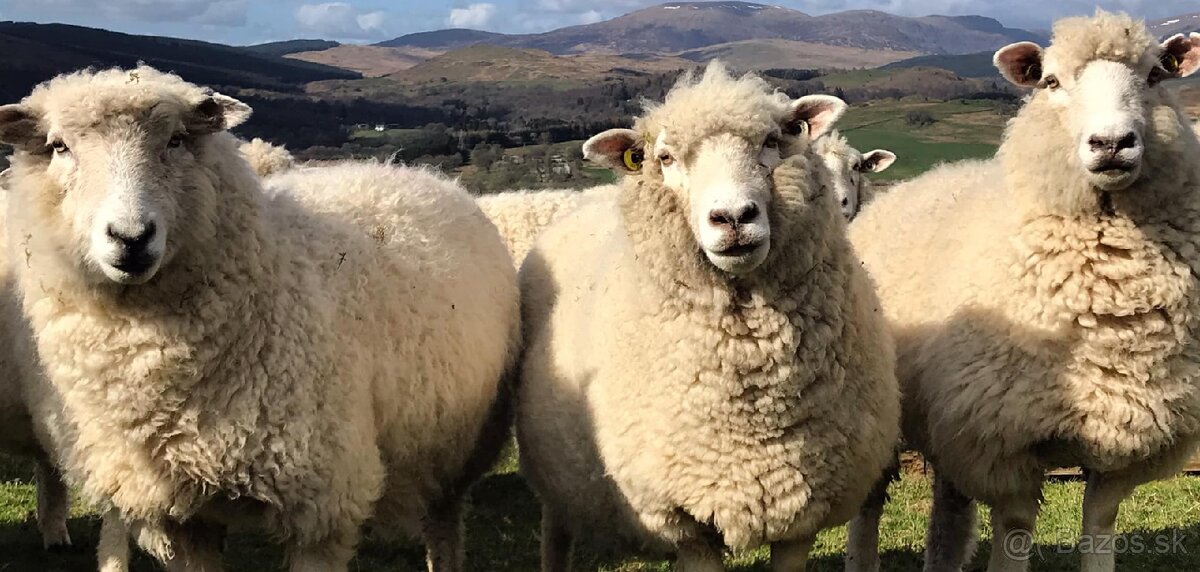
[107, 221, 157, 249]
[736, 203, 760, 224]
[1116, 133, 1138, 151]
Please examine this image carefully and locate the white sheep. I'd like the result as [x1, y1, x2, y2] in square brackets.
[847, 15, 1200, 572]
[475, 185, 618, 266]
[0, 66, 520, 571]
[238, 137, 295, 177]
[812, 131, 895, 219]
[516, 62, 900, 571]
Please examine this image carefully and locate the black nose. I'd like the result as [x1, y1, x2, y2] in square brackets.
[708, 202, 760, 229]
[1088, 132, 1139, 155]
[107, 221, 156, 250]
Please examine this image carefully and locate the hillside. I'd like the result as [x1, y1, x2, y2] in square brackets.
[244, 39, 340, 57]
[376, 2, 1043, 56]
[386, 45, 693, 85]
[882, 52, 1000, 78]
[0, 22, 358, 101]
[288, 45, 441, 77]
[678, 39, 920, 70]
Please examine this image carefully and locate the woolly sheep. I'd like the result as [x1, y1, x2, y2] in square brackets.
[812, 131, 895, 219]
[475, 185, 618, 266]
[238, 137, 295, 177]
[0, 66, 520, 571]
[516, 62, 900, 571]
[847, 15, 1200, 572]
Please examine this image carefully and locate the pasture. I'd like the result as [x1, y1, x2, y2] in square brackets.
[2, 451, 1197, 571]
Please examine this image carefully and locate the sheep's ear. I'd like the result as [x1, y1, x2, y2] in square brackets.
[784, 95, 846, 139]
[994, 42, 1044, 88]
[188, 93, 252, 134]
[0, 104, 42, 149]
[1160, 33, 1200, 79]
[858, 150, 896, 173]
[582, 128, 644, 175]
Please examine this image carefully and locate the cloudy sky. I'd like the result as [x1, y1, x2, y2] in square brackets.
[0, 0, 1193, 45]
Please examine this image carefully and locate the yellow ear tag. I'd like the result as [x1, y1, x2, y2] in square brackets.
[1163, 53, 1180, 74]
[623, 148, 644, 171]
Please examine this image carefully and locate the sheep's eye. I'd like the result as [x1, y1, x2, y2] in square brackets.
[658, 152, 674, 166]
[1040, 75, 1060, 90]
[764, 136, 780, 149]
[50, 140, 69, 154]
[167, 134, 185, 148]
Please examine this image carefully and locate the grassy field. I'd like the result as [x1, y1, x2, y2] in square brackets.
[2, 450, 1197, 571]
[839, 98, 1009, 182]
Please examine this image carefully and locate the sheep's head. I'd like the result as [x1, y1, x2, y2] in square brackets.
[583, 62, 846, 275]
[813, 132, 895, 219]
[0, 66, 250, 285]
[995, 11, 1200, 193]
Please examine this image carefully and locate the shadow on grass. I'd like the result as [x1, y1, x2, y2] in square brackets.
[2, 469, 1198, 571]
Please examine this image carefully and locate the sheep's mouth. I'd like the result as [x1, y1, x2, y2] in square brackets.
[703, 238, 770, 275]
[1087, 160, 1141, 191]
[711, 242, 763, 258]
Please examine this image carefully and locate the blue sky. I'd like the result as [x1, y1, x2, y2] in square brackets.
[0, 0, 1192, 45]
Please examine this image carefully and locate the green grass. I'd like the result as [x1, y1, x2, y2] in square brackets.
[1, 451, 1197, 571]
[839, 99, 1009, 181]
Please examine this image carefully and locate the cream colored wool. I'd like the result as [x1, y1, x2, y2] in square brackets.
[0, 194, 71, 549]
[475, 185, 618, 266]
[850, 10, 1200, 520]
[2, 67, 520, 569]
[238, 137, 295, 176]
[517, 66, 899, 563]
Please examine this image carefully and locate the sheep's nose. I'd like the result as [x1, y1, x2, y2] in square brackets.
[107, 221, 157, 250]
[1088, 132, 1139, 155]
[708, 202, 760, 229]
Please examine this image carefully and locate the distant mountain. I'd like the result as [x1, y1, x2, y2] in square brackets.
[385, 45, 693, 84]
[288, 45, 441, 77]
[883, 52, 1002, 78]
[245, 39, 340, 57]
[678, 39, 920, 70]
[1150, 13, 1200, 38]
[376, 2, 1044, 56]
[0, 22, 359, 102]
[377, 29, 509, 50]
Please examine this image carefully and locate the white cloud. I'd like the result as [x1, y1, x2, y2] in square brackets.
[578, 10, 604, 24]
[295, 2, 388, 39]
[447, 3, 496, 29]
[38, 0, 248, 26]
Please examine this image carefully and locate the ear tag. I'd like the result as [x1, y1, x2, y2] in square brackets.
[623, 148, 644, 171]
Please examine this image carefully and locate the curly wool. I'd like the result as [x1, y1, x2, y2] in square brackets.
[476, 185, 618, 266]
[7, 68, 520, 556]
[850, 12, 1200, 503]
[518, 71, 898, 553]
[238, 138, 295, 177]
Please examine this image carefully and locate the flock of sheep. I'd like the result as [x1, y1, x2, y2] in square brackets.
[0, 9, 1197, 572]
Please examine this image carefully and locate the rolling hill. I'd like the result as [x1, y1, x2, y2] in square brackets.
[678, 39, 920, 70]
[0, 22, 358, 102]
[245, 39, 340, 57]
[288, 45, 441, 77]
[377, 2, 1043, 56]
[882, 52, 1001, 78]
[385, 45, 694, 84]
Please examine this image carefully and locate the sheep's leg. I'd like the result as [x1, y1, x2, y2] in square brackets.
[34, 458, 71, 549]
[539, 507, 573, 572]
[98, 509, 130, 572]
[676, 540, 725, 572]
[1080, 471, 1137, 572]
[149, 519, 225, 572]
[923, 473, 978, 572]
[423, 495, 465, 572]
[771, 535, 816, 571]
[845, 461, 899, 572]
[985, 492, 1041, 572]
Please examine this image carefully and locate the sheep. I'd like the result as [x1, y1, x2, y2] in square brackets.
[475, 185, 618, 266]
[812, 131, 895, 219]
[847, 14, 1200, 572]
[0, 66, 520, 571]
[238, 137, 295, 177]
[516, 61, 901, 572]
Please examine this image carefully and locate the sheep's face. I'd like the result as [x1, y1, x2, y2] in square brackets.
[583, 94, 846, 275]
[816, 141, 895, 220]
[0, 90, 250, 286]
[995, 32, 1200, 192]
